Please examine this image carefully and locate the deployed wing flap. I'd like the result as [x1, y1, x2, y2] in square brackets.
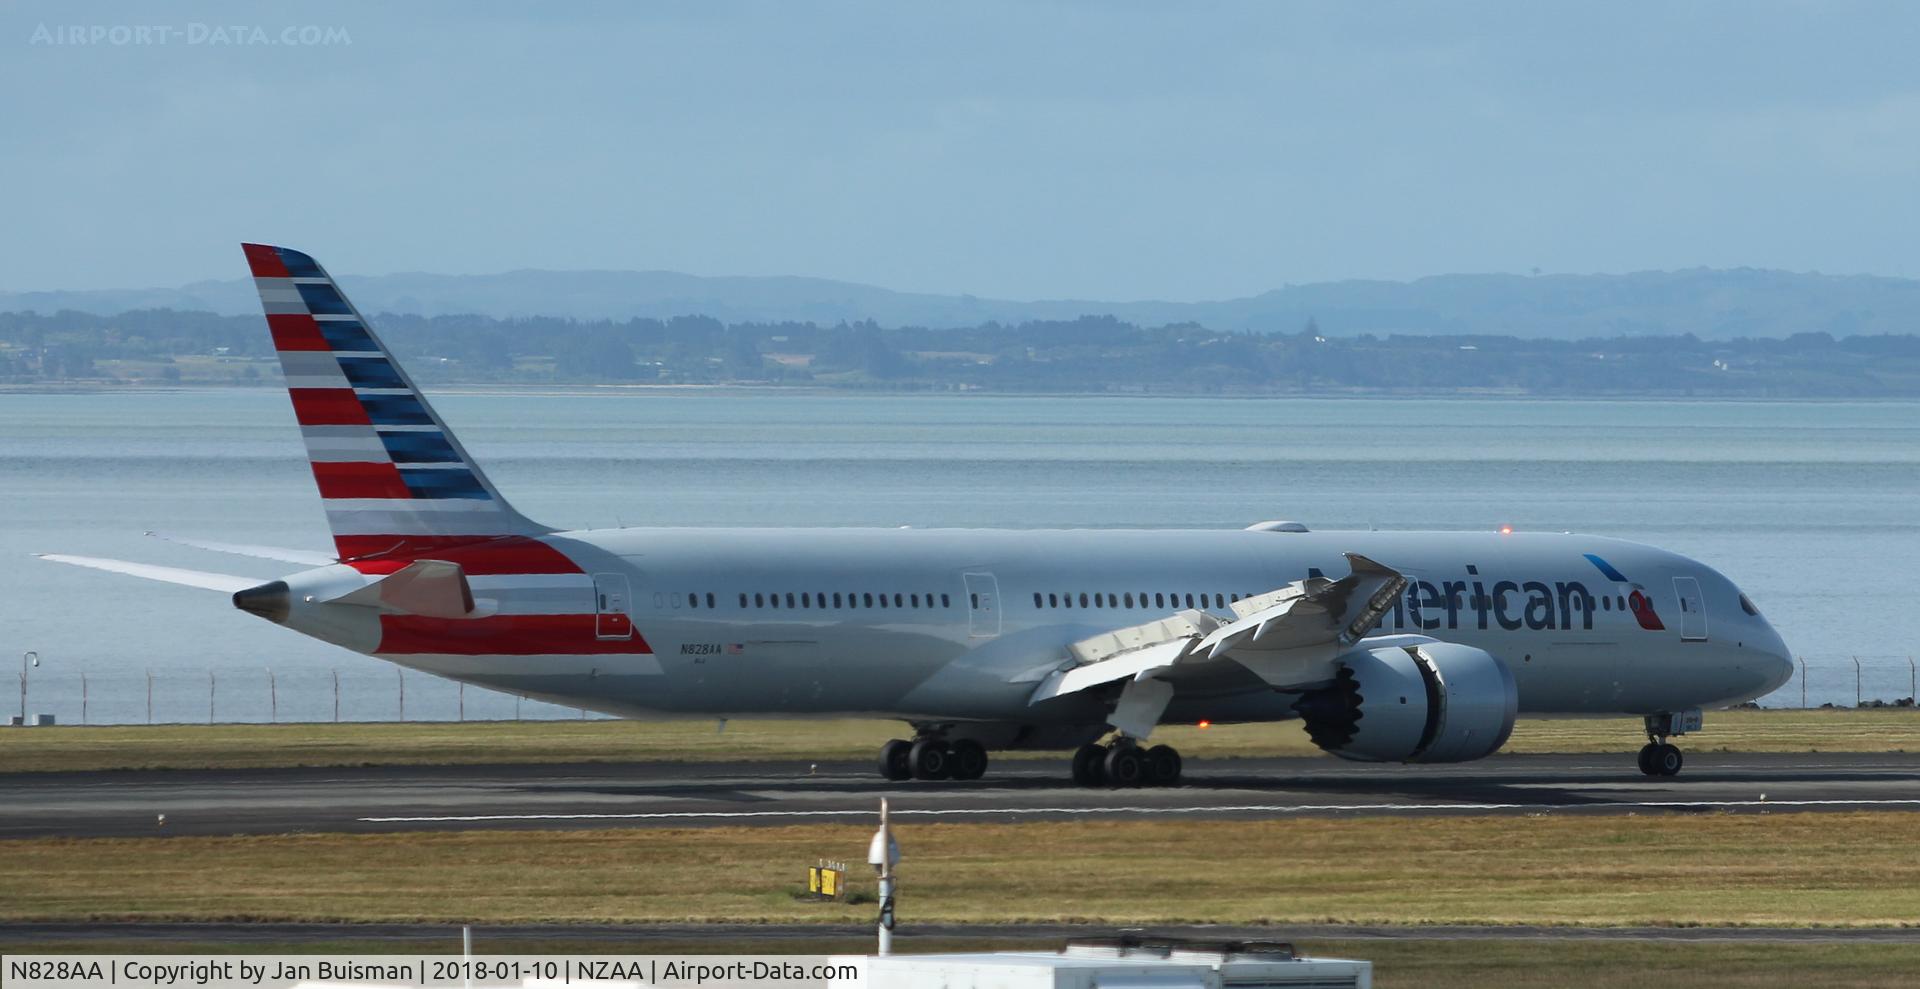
[324, 559, 479, 619]
[1031, 636, 1195, 704]
[1028, 553, 1411, 711]
[34, 554, 259, 593]
[1200, 553, 1407, 658]
[1068, 610, 1220, 666]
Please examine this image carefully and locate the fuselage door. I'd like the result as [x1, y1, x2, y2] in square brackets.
[594, 572, 633, 640]
[963, 571, 1001, 639]
[1672, 576, 1707, 642]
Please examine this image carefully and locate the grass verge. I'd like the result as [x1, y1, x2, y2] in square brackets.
[4, 813, 1919, 928]
[2, 708, 1916, 774]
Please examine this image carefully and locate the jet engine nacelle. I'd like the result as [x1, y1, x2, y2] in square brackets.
[1294, 641, 1518, 763]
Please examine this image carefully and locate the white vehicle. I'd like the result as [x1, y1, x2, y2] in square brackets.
[42, 244, 1795, 786]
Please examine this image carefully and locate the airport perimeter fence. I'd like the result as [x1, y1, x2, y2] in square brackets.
[6, 664, 612, 727]
[3, 654, 1916, 727]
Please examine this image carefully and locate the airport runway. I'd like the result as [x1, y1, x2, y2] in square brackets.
[7, 920, 1920, 946]
[5, 752, 1920, 838]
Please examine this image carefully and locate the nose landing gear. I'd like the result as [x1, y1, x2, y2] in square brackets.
[1637, 741, 1684, 777]
[1637, 709, 1702, 777]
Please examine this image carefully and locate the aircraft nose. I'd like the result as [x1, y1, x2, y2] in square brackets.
[1754, 624, 1795, 694]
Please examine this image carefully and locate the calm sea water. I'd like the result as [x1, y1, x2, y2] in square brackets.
[3, 389, 1916, 724]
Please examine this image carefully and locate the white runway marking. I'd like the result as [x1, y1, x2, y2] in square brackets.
[359, 796, 1920, 824]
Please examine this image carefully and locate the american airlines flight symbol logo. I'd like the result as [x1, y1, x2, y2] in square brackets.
[1583, 553, 1665, 631]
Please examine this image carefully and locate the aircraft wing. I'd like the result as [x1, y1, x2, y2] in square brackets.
[1028, 553, 1408, 734]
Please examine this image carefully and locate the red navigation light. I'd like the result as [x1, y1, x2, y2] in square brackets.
[1499, 524, 1514, 535]
[1197, 720, 1212, 729]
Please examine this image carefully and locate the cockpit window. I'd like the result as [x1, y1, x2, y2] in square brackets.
[1739, 593, 1760, 617]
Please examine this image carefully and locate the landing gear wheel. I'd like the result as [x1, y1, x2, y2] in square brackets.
[1654, 743, 1684, 777]
[909, 739, 951, 780]
[1636, 743, 1659, 777]
[1143, 744, 1183, 787]
[1103, 744, 1144, 788]
[948, 739, 989, 781]
[879, 739, 913, 781]
[1071, 743, 1107, 787]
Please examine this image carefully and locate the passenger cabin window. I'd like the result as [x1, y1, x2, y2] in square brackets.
[864, 592, 874, 607]
[941, 593, 951, 608]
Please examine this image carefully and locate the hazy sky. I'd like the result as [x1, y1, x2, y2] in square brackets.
[5, 1, 1919, 299]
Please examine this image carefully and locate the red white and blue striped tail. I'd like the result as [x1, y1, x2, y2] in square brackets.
[243, 243, 550, 563]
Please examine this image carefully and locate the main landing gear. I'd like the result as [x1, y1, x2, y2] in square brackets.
[874, 732, 1183, 787]
[1636, 710, 1701, 777]
[1071, 739, 1183, 788]
[878, 736, 989, 782]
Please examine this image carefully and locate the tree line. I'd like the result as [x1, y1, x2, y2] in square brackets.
[4, 307, 1920, 397]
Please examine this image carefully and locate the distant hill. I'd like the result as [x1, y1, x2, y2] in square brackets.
[5, 266, 1920, 339]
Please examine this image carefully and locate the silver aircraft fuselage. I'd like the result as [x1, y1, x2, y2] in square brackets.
[273, 525, 1795, 728]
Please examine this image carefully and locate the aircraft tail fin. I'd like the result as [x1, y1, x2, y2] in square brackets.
[242, 244, 550, 562]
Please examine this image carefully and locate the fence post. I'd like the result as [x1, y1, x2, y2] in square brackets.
[458, 682, 465, 723]
[398, 669, 405, 722]
[515, 695, 521, 721]
[1798, 657, 1806, 709]
[333, 669, 340, 723]
[1853, 656, 1862, 708]
[146, 669, 153, 725]
[81, 673, 88, 725]
[1910, 656, 1916, 705]
[209, 671, 216, 724]
[269, 668, 277, 724]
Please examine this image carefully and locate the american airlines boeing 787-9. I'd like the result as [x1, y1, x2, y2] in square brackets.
[40, 244, 1796, 786]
